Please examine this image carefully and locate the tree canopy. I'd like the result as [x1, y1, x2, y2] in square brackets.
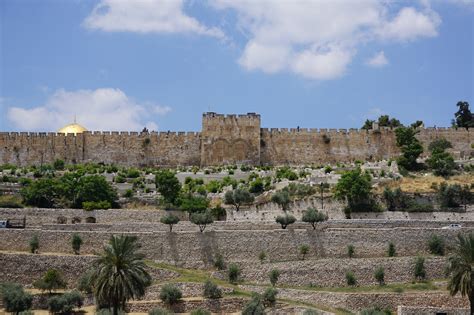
[224, 188, 254, 211]
[155, 170, 181, 204]
[453, 101, 474, 130]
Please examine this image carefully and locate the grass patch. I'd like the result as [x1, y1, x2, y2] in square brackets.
[296, 280, 441, 293]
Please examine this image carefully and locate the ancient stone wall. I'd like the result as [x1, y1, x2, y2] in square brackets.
[0, 113, 471, 167]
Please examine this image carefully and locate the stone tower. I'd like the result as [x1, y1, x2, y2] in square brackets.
[200, 112, 261, 166]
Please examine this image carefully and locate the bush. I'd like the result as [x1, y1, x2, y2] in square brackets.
[374, 266, 385, 285]
[82, 200, 111, 211]
[262, 287, 278, 307]
[149, 308, 171, 315]
[190, 211, 214, 232]
[159, 284, 182, 305]
[224, 189, 254, 211]
[29, 234, 39, 254]
[213, 254, 225, 270]
[258, 250, 266, 263]
[228, 263, 241, 284]
[53, 159, 65, 170]
[346, 271, 357, 286]
[299, 244, 309, 260]
[123, 189, 134, 198]
[360, 307, 392, 315]
[271, 191, 291, 210]
[203, 280, 222, 299]
[160, 213, 180, 232]
[48, 290, 84, 314]
[242, 294, 265, 315]
[275, 214, 296, 229]
[302, 207, 328, 229]
[303, 310, 320, 315]
[0, 195, 23, 208]
[388, 242, 396, 257]
[347, 244, 355, 258]
[414, 256, 426, 280]
[155, 170, 181, 204]
[269, 269, 280, 286]
[0, 283, 32, 314]
[33, 269, 67, 294]
[428, 234, 445, 256]
[190, 309, 211, 315]
[77, 269, 94, 294]
[71, 233, 83, 255]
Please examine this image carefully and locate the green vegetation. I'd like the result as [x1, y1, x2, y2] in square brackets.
[160, 213, 180, 232]
[213, 254, 225, 270]
[190, 211, 214, 232]
[228, 263, 241, 284]
[262, 287, 278, 307]
[362, 115, 402, 130]
[92, 235, 152, 314]
[428, 234, 445, 256]
[347, 244, 355, 258]
[47, 290, 84, 314]
[29, 234, 39, 254]
[271, 190, 291, 210]
[190, 309, 211, 315]
[258, 251, 267, 263]
[382, 187, 433, 212]
[0, 283, 32, 314]
[275, 214, 296, 229]
[414, 256, 426, 280]
[435, 182, 473, 210]
[33, 269, 67, 294]
[446, 233, 474, 313]
[302, 207, 328, 229]
[148, 308, 171, 315]
[269, 269, 280, 286]
[71, 233, 83, 255]
[224, 188, 254, 211]
[427, 138, 455, 177]
[345, 271, 356, 286]
[395, 126, 424, 171]
[374, 266, 385, 285]
[159, 284, 182, 305]
[203, 280, 222, 299]
[299, 244, 310, 260]
[242, 293, 265, 315]
[360, 307, 392, 315]
[453, 101, 474, 129]
[155, 170, 181, 204]
[388, 242, 396, 257]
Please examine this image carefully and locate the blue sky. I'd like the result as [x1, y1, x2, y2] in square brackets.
[0, 0, 473, 132]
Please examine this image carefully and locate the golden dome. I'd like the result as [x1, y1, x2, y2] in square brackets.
[58, 123, 88, 134]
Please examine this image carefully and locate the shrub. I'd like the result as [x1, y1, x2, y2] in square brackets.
[71, 233, 83, 255]
[242, 294, 265, 315]
[160, 213, 180, 232]
[127, 168, 141, 178]
[0, 195, 23, 208]
[96, 309, 126, 315]
[82, 200, 111, 211]
[224, 189, 254, 211]
[123, 189, 134, 198]
[303, 310, 320, 315]
[190, 309, 211, 315]
[53, 159, 65, 170]
[414, 256, 426, 280]
[115, 175, 126, 183]
[47, 290, 84, 314]
[148, 308, 171, 315]
[345, 271, 357, 286]
[374, 266, 385, 285]
[0, 283, 32, 314]
[155, 170, 181, 204]
[275, 214, 296, 229]
[228, 263, 241, 284]
[159, 284, 182, 305]
[347, 244, 355, 258]
[262, 287, 278, 307]
[203, 280, 222, 299]
[428, 234, 445, 256]
[302, 207, 328, 229]
[190, 211, 214, 232]
[29, 234, 39, 254]
[271, 191, 291, 210]
[269, 269, 280, 286]
[33, 269, 67, 294]
[77, 269, 94, 294]
[388, 242, 396, 257]
[299, 244, 309, 260]
[258, 250, 266, 263]
[213, 254, 225, 270]
[360, 307, 392, 315]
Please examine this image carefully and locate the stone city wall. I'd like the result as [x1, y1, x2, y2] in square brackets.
[0, 225, 471, 268]
[1, 113, 471, 167]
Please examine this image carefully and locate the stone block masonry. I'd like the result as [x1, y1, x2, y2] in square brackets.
[1, 113, 472, 167]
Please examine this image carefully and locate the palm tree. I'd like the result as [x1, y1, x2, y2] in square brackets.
[92, 235, 152, 315]
[446, 233, 474, 313]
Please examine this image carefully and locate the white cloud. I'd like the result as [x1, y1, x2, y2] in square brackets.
[211, 0, 442, 80]
[366, 51, 389, 68]
[83, 0, 224, 38]
[7, 88, 169, 131]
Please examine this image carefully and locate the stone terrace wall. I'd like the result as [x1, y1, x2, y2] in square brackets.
[397, 306, 470, 315]
[0, 226, 471, 268]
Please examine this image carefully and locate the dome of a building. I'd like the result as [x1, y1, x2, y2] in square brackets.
[58, 122, 88, 134]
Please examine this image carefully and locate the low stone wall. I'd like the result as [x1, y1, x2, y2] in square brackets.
[240, 285, 469, 312]
[397, 306, 470, 315]
[215, 257, 447, 287]
[0, 226, 470, 268]
[142, 283, 233, 300]
[0, 252, 179, 288]
[126, 297, 248, 313]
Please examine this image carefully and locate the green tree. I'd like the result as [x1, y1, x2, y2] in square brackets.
[242, 294, 265, 315]
[346, 271, 356, 286]
[317, 182, 330, 209]
[299, 244, 309, 260]
[155, 170, 181, 204]
[361, 119, 374, 130]
[213, 254, 225, 270]
[453, 101, 474, 130]
[258, 250, 267, 264]
[29, 234, 39, 254]
[414, 256, 426, 280]
[224, 189, 254, 211]
[228, 263, 241, 284]
[388, 242, 396, 257]
[71, 233, 83, 255]
[47, 290, 84, 314]
[269, 269, 280, 286]
[271, 190, 291, 211]
[20, 178, 60, 208]
[0, 283, 32, 315]
[53, 159, 65, 170]
[347, 244, 355, 258]
[459, 185, 473, 211]
[334, 168, 374, 218]
[160, 213, 180, 232]
[159, 284, 182, 306]
[374, 266, 385, 285]
[33, 269, 67, 294]
[203, 280, 222, 299]
[77, 269, 94, 294]
[75, 175, 118, 208]
[427, 138, 455, 177]
[177, 194, 209, 214]
[428, 234, 445, 256]
[302, 207, 328, 229]
[92, 235, 152, 315]
[275, 214, 296, 229]
[190, 211, 214, 232]
[437, 183, 462, 208]
[446, 233, 474, 313]
[395, 126, 424, 171]
[262, 287, 278, 307]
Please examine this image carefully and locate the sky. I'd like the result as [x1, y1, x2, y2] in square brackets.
[0, 0, 473, 132]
